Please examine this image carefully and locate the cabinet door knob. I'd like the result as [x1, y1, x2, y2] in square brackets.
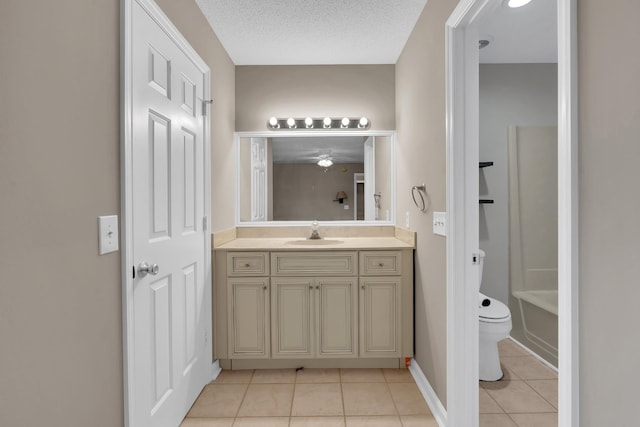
[361, 285, 366, 290]
[263, 286, 267, 290]
[316, 285, 319, 290]
[309, 285, 313, 289]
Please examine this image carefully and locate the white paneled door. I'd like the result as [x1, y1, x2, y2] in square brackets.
[123, 1, 211, 426]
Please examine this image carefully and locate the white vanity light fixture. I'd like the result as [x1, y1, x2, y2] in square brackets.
[305, 117, 314, 128]
[267, 116, 371, 130]
[506, 0, 532, 8]
[268, 116, 280, 129]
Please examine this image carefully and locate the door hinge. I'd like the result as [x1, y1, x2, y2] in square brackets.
[132, 266, 136, 279]
[202, 99, 213, 116]
[203, 216, 208, 231]
[472, 253, 480, 264]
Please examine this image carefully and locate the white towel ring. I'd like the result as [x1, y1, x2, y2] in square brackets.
[411, 184, 430, 213]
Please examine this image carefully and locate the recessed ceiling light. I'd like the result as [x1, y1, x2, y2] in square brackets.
[507, 0, 532, 8]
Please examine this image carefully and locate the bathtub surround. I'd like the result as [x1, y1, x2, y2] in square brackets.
[508, 126, 559, 366]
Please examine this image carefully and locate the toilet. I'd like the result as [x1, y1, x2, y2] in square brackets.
[478, 249, 512, 381]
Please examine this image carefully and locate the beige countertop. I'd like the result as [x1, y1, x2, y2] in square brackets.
[214, 236, 414, 251]
[212, 226, 416, 251]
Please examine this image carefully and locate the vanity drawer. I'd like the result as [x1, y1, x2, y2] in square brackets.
[359, 251, 402, 276]
[227, 252, 269, 276]
[271, 252, 357, 276]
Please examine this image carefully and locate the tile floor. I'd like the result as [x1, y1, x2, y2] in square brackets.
[182, 339, 556, 427]
[480, 339, 558, 427]
[182, 367, 437, 427]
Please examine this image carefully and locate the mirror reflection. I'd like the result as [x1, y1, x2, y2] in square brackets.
[237, 133, 395, 223]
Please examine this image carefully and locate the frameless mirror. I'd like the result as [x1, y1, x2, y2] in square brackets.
[235, 131, 395, 224]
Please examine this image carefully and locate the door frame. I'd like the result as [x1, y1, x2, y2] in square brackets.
[445, 0, 578, 426]
[120, 0, 213, 425]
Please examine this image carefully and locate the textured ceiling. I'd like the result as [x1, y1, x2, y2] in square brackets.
[479, 0, 557, 63]
[196, 0, 557, 66]
[194, 0, 428, 65]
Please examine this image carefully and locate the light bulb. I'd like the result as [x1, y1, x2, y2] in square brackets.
[305, 117, 313, 128]
[323, 117, 332, 128]
[358, 117, 369, 128]
[268, 117, 279, 128]
[341, 117, 350, 128]
[507, 0, 532, 8]
[287, 117, 296, 128]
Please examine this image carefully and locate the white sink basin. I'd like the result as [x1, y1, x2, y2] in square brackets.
[285, 239, 344, 246]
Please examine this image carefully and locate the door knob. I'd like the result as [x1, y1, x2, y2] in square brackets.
[138, 262, 159, 278]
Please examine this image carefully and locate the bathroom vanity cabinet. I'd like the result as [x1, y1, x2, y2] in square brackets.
[213, 235, 414, 370]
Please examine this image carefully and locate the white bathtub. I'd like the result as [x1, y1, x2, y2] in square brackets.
[513, 290, 558, 316]
[512, 290, 558, 362]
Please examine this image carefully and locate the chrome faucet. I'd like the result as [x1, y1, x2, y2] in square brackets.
[309, 220, 321, 240]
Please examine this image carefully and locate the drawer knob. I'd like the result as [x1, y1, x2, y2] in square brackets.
[244, 263, 250, 267]
[378, 262, 384, 267]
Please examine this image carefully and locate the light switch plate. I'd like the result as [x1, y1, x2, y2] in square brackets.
[99, 215, 119, 255]
[433, 211, 447, 236]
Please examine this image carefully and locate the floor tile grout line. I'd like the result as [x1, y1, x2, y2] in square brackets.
[523, 378, 559, 410]
[234, 369, 254, 420]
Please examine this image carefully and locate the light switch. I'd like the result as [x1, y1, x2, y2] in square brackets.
[433, 211, 447, 236]
[99, 215, 119, 255]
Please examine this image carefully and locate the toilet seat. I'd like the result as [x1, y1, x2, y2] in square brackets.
[479, 293, 511, 323]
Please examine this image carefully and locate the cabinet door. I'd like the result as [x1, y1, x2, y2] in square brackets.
[359, 277, 401, 357]
[316, 277, 358, 358]
[228, 278, 270, 358]
[271, 277, 314, 358]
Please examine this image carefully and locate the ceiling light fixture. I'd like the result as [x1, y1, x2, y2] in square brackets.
[507, 0, 532, 8]
[317, 158, 333, 168]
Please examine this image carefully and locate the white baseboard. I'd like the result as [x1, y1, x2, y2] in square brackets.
[210, 359, 222, 381]
[508, 336, 558, 373]
[409, 358, 447, 427]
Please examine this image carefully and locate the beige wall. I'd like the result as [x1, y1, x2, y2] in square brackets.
[395, 0, 458, 405]
[578, 1, 640, 424]
[0, 1, 234, 426]
[235, 65, 396, 131]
